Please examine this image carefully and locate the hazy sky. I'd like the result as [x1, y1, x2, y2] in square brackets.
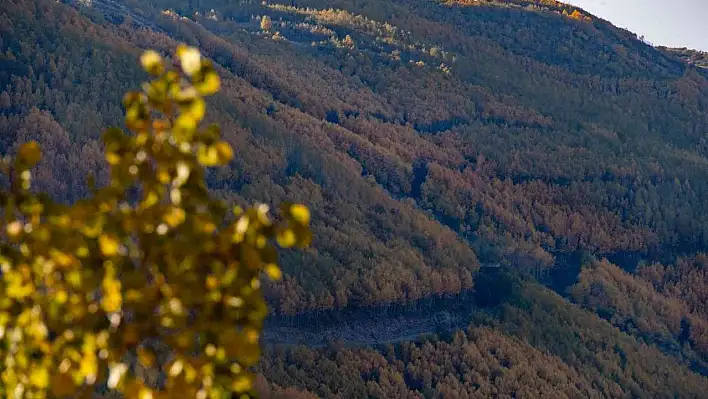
[568, 0, 708, 51]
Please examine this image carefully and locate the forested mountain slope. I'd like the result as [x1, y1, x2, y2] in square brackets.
[4, 0, 708, 396]
[662, 47, 708, 69]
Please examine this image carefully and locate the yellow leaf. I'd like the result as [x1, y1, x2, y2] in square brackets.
[122, 91, 141, 109]
[18, 141, 42, 167]
[202, 221, 217, 233]
[139, 387, 155, 399]
[195, 71, 221, 95]
[174, 86, 199, 103]
[164, 207, 186, 227]
[157, 168, 171, 184]
[6, 221, 22, 238]
[173, 114, 197, 142]
[56, 290, 68, 304]
[244, 327, 259, 344]
[185, 364, 198, 383]
[197, 142, 232, 166]
[101, 289, 122, 313]
[51, 214, 71, 228]
[182, 97, 206, 123]
[231, 374, 253, 393]
[76, 246, 89, 258]
[140, 50, 164, 75]
[143, 80, 168, 104]
[206, 275, 219, 290]
[99, 234, 120, 257]
[173, 162, 191, 187]
[67, 271, 82, 287]
[50, 249, 75, 268]
[141, 190, 160, 209]
[215, 141, 233, 163]
[168, 360, 184, 377]
[289, 204, 310, 225]
[30, 367, 49, 388]
[79, 354, 98, 383]
[197, 145, 219, 166]
[125, 96, 149, 129]
[265, 264, 282, 280]
[81, 216, 105, 238]
[176, 45, 202, 76]
[276, 228, 296, 248]
[107, 363, 128, 389]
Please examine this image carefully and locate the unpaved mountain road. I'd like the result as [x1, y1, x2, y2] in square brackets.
[263, 291, 482, 347]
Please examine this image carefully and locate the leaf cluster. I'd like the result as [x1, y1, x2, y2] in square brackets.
[0, 45, 311, 398]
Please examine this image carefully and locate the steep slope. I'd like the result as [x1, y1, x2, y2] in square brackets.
[149, 0, 708, 273]
[8, 0, 708, 312]
[1, 0, 480, 314]
[260, 281, 708, 398]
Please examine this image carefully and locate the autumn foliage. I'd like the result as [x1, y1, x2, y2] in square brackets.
[0, 45, 311, 398]
[3, 0, 708, 396]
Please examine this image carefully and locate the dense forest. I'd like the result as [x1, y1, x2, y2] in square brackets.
[3, 0, 708, 396]
[260, 280, 708, 398]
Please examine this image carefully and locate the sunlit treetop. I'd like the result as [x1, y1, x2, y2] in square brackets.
[0, 44, 311, 398]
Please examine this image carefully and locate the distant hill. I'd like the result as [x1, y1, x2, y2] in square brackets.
[3, 0, 708, 396]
